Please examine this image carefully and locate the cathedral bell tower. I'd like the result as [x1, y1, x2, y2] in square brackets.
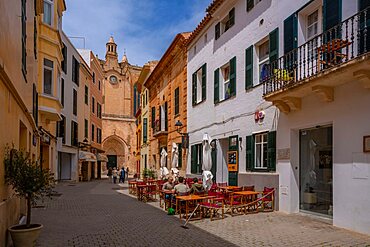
[105, 36, 119, 69]
[105, 36, 118, 60]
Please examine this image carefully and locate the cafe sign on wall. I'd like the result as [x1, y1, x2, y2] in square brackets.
[227, 151, 238, 172]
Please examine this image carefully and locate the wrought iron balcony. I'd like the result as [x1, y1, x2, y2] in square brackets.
[263, 7, 370, 98]
[153, 119, 167, 137]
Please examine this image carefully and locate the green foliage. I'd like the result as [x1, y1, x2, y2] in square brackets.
[4, 146, 55, 226]
[142, 168, 156, 179]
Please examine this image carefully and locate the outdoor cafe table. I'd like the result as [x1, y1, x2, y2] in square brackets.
[136, 184, 150, 201]
[128, 181, 137, 195]
[218, 186, 241, 192]
[234, 191, 261, 212]
[176, 195, 208, 221]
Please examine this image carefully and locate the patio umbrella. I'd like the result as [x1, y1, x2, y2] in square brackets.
[202, 133, 213, 190]
[171, 143, 180, 179]
[160, 148, 169, 179]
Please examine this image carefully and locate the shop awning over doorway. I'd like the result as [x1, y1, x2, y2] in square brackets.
[96, 154, 108, 162]
[79, 151, 96, 162]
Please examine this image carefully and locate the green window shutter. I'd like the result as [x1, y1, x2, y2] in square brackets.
[267, 131, 276, 171]
[245, 46, 253, 90]
[202, 63, 207, 101]
[229, 56, 236, 97]
[229, 8, 235, 27]
[192, 72, 197, 105]
[214, 68, 219, 104]
[246, 135, 255, 171]
[323, 0, 342, 32]
[151, 107, 155, 128]
[191, 145, 197, 174]
[283, 13, 298, 54]
[198, 144, 202, 174]
[269, 28, 279, 63]
[143, 118, 147, 143]
[178, 143, 182, 168]
[215, 22, 221, 40]
[247, 0, 254, 12]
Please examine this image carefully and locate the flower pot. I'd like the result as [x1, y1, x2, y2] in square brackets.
[8, 224, 43, 247]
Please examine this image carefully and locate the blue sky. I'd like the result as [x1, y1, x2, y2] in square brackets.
[63, 0, 211, 66]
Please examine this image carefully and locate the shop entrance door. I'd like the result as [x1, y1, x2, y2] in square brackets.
[107, 155, 117, 169]
[299, 125, 333, 216]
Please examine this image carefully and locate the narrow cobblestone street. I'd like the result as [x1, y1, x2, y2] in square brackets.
[33, 180, 237, 247]
[33, 180, 370, 247]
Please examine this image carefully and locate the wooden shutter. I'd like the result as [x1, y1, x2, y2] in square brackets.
[202, 63, 207, 101]
[246, 135, 255, 171]
[72, 57, 76, 82]
[359, 0, 370, 54]
[215, 22, 221, 40]
[134, 85, 137, 114]
[192, 72, 197, 105]
[283, 13, 298, 54]
[247, 0, 254, 12]
[198, 144, 203, 173]
[151, 107, 155, 128]
[229, 8, 235, 27]
[214, 68, 219, 104]
[158, 106, 161, 131]
[267, 131, 276, 171]
[143, 118, 147, 143]
[245, 46, 253, 90]
[76, 61, 80, 85]
[164, 102, 168, 131]
[269, 28, 279, 63]
[229, 56, 236, 97]
[174, 87, 179, 115]
[191, 145, 197, 174]
[323, 0, 342, 32]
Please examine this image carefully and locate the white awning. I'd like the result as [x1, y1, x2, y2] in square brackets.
[79, 151, 96, 162]
[96, 154, 108, 162]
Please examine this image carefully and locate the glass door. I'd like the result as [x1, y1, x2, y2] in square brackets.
[299, 126, 333, 216]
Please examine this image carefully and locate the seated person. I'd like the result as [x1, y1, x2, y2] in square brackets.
[162, 177, 174, 191]
[173, 177, 189, 194]
[189, 178, 205, 194]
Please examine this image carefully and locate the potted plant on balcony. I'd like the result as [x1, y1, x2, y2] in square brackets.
[4, 147, 55, 247]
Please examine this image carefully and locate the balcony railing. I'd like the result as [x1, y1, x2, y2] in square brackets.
[153, 119, 167, 136]
[263, 7, 369, 96]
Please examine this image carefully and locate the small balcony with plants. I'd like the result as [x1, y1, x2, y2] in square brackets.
[263, 7, 370, 113]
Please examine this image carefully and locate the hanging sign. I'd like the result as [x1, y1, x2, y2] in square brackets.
[254, 110, 265, 123]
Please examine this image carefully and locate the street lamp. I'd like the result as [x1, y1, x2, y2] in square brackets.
[175, 120, 188, 149]
[175, 120, 183, 134]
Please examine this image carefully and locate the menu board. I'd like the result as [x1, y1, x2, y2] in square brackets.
[227, 151, 238, 172]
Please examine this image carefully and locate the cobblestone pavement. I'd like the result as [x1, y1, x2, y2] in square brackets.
[34, 180, 370, 247]
[33, 180, 236, 247]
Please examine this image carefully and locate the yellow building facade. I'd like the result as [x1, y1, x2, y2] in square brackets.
[37, 0, 66, 176]
[0, 0, 43, 245]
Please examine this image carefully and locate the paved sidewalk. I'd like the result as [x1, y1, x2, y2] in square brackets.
[33, 180, 236, 247]
[33, 180, 370, 247]
[118, 182, 370, 247]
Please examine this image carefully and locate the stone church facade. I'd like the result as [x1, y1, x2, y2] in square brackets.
[100, 37, 142, 174]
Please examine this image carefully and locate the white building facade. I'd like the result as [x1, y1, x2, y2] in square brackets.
[58, 32, 81, 182]
[187, 0, 370, 235]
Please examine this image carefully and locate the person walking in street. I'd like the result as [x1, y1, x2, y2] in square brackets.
[112, 167, 118, 184]
[107, 167, 113, 183]
[119, 167, 125, 183]
[126, 167, 129, 179]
